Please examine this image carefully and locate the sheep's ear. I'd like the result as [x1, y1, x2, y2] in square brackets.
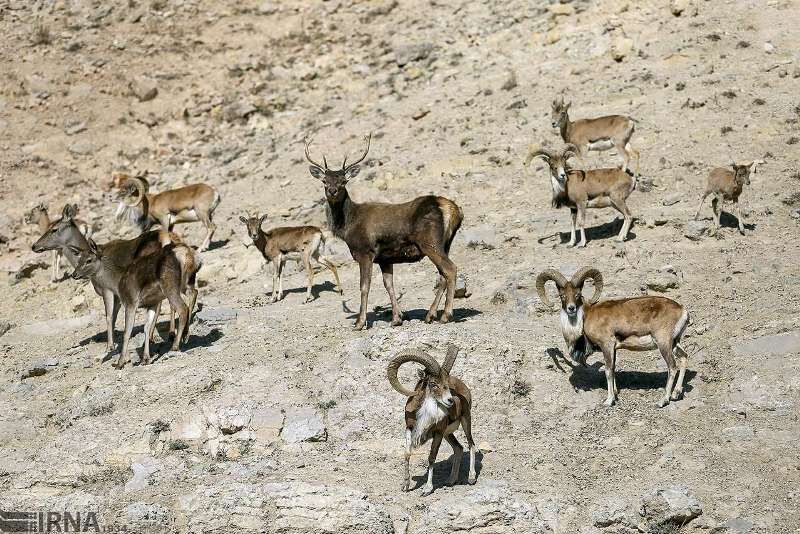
[259, 214, 268, 225]
[239, 216, 248, 224]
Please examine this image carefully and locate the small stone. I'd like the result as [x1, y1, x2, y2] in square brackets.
[129, 76, 158, 102]
[196, 306, 238, 326]
[500, 69, 517, 91]
[684, 219, 711, 241]
[763, 42, 775, 53]
[64, 119, 87, 135]
[662, 192, 683, 206]
[549, 3, 574, 16]
[639, 486, 703, 524]
[67, 141, 96, 156]
[411, 108, 430, 120]
[281, 409, 326, 443]
[393, 43, 433, 67]
[670, 0, 697, 16]
[0, 320, 11, 337]
[610, 35, 634, 62]
[647, 272, 679, 292]
[544, 29, 561, 45]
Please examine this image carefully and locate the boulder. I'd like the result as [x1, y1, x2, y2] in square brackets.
[281, 408, 326, 443]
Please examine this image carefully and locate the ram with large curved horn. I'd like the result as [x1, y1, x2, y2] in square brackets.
[694, 159, 763, 236]
[113, 174, 221, 251]
[386, 346, 476, 496]
[536, 266, 690, 408]
[524, 141, 637, 247]
[306, 133, 463, 330]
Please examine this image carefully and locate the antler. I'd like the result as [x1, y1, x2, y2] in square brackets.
[536, 269, 568, 308]
[304, 136, 328, 171]
[571, 267, 603, 304]
[387, 349, 442, 397]
[343, 133, 372, 173]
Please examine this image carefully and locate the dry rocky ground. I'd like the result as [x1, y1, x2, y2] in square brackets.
[1, 0, 800, 533]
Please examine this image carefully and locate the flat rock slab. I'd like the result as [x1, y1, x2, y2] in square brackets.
[17, 313, 97, 337]
[732, 331, 800, 357]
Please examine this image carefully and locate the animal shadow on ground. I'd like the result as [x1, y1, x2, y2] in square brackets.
[78, 321, 223, 365]
[280, 280, 341, 301]
[718, 212, 756, 232]
[408, 449, 484, 492]
[204, 238, 229, 252]
[345, 306, 483, 327]
[557, 218, 637, 244]
[548, 348, 696, 396]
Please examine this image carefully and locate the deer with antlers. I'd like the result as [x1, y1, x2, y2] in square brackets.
[305, 134, 463, 330]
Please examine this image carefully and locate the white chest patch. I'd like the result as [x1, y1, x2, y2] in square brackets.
[560, 307, 585, 347]
[550, 175, 566, 196]
[412, 396, 447, 448]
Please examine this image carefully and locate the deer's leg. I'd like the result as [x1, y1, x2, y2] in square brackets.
[711, 196, 722, 234]
[600, 342, 617, 406]
[278, 256, 286, 301]
[445, 434, 463, 486]
[159, 215, 173, 245]
[197, 210, 216, 252]
[142, 306, 158, 365]
[462, 412, 477, 484]
[149, 300, 162, 343]
[184, 277, 198, 344]
[694, 192, 709, 220]
[316, 252, 343, 295]
[568, 208, 577, 246]
[610, 196, 633, 242]
[302, 249, 314, 303]
[428, 276, 446, 323]
[165, 290, 188, 353]
[734, 201, 746, 235]
[576, 204, 587, 248]
[355, 256, 373, 330]
[51, 250, 60, 282]
[421, 433, 443, 496]
[118, 302, 137, 370]
[379, 262, 403, 326]
[671, 345, 689, 401]
[420, 244, 457, 323]
[402, 429, 412, 492]
[103, 290, 117, 354]
[657, 333, 678, 408]
[269, 256, 279, 302]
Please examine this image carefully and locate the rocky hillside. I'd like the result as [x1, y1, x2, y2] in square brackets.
[1, 0, 799, 533]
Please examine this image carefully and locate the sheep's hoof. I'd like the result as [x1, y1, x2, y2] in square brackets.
[657, 397, 670, 408]
[440, 313, 453, 324]
[577, 241, 587, 248]
[424, 313, 435, 324]
[391, 317, 403, 327]
[353, 320, 366, 331]
[670, 389, 684, 401]
[421, 485, 434, 496]
[468, 476, 477, 485]
[401, 481, 409, 492]
[603, 397, 616, 407]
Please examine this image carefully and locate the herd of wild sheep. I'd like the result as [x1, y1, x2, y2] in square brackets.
[26, 96, 760, 496]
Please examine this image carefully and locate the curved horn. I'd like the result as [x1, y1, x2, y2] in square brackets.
[563, 143, 580, 161]
[304, 136, 327, 170]
[571, 266, 604, 304]
[442, 344, 459, 374]
[121, 177, 147, 207]
[523, 145, 554, 167]
[343, 133, 371, 172]
[386, 349, 442, 397]
[536, 269, 568, 308]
